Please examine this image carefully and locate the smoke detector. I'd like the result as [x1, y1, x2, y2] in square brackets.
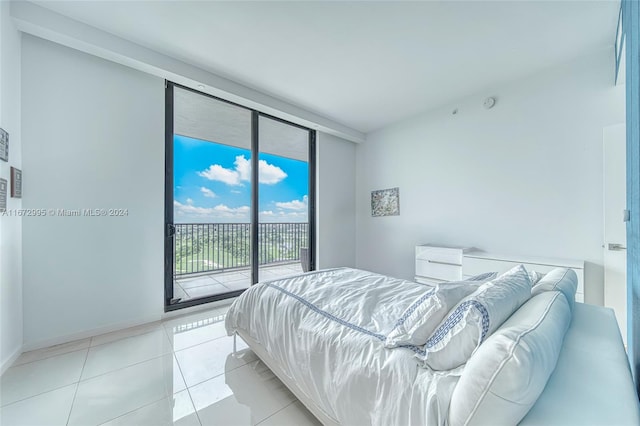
[483, 97, 496, 109]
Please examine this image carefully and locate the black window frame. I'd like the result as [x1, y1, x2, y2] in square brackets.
[164, 81, 316, 312]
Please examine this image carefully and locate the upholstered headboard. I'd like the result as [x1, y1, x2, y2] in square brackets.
[462, 251, 585, 302]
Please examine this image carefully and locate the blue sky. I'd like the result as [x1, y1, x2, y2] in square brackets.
[174, 135, 309, 223]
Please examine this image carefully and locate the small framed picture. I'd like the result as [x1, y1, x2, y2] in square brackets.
[0, 128, 8, 162]
[371, 187, 400, 217]
[0, 178, 7, 212]
[10, 167, 21, 198]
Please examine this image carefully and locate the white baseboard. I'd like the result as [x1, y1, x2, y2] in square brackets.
[1, 345, 23, 376]
[22, 314, 162, 352]
[20, 299, 235, 353]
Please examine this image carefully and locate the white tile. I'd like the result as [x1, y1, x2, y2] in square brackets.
[175, 336, 256, 388]
[172, 356, 188, 393]
[91, 321, 164, 347]
[69, 354, 186, 426]
[0, 384, 77, 426]
[221, 279, 251, 292]
[193, 396, 252, 426]
[260, 265, 295, 276]
[258, 270, 282, 281]
[14, 338, 91, 366]
[184, 284, 232, 300]
[190, 360, 296, 426]
[263, 266, 290, 274]
[101, 390, 200, 426]
[163, 307, 229, 330]
[173, 284, 189, 302]
[0, 349, 87, 406]
[178, 276, 217, 290]
[212, 272, 250, 283]
[273, 267, 300, 277]
[82, 329, 173, 379]
[257, 401, 321, 426]
[166, 318, 228, 352]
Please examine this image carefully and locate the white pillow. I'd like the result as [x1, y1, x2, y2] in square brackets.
[387, 288, 475, 348]
[465, 272, 499, 282]
[448, 291, 571, 426]
[386, 273, 498, 348]
[528, 270, 545, 285]
[531, 268, 578, 311]
[417, 265, 532, 371]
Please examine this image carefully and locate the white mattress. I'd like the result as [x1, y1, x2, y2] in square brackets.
[225, 268, 463, 425]
[520, 302, 640, 425]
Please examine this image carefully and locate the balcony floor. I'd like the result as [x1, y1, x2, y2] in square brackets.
[173, 262, 303, 304]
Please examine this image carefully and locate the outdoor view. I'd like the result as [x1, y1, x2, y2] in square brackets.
[173, 134, 309, 276]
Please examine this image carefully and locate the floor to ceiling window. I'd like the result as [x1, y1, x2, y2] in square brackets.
[165, 82, 315, 311]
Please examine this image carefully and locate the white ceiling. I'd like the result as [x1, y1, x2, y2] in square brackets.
[31, 0, 620, 134]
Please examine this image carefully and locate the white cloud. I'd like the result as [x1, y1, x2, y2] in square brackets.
[174, 200, 306, 223]
[259, 209, 307, 223]
[235, 155, 251, 182]
[200, 187, 216, 198]
[213, 204, 250, 215]
[275, 195, 308, 211]
[197, 155, 287, 186]
[258, 159, 287, 184]
[197, 164, 242, 186]
[186, 198, 194, 205]
[174, 201, 250, 223]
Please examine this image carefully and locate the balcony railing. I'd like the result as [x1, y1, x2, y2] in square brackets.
[174, 222, 308, 276]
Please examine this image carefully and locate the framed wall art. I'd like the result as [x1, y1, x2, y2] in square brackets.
[371, 187, 400, 217]
[0, 178, 6, 212]
[10, 167, 21, 198]
[0, 128, 8, 162]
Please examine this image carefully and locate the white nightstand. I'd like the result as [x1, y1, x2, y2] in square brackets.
[415, 244, 469, 285]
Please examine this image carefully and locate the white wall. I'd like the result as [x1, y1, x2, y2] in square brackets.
[0, 1, 24, 372]
[21, 35, 164, 349]
[316, 132, 356, 269]
[356, 50, 625, 305]
[18, 34, 358, 349]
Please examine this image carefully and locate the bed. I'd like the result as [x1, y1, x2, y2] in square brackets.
[225, 267, 640, 425]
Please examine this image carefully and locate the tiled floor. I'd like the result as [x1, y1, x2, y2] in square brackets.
[0, 303, 321, 426]
[174, 263, 303, 304]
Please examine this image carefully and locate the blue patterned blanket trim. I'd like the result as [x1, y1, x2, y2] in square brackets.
[392, 288, 436, 329]
[264, 282, 387, 342]
[398, 343, 426, 356]
[263, 282, 490, 358]
[392, 273, 493, 331]
[424, 300, 490, 348]
[263, 282, 427, 355]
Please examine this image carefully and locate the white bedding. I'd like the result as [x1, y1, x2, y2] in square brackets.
[225, 268, 464, 425]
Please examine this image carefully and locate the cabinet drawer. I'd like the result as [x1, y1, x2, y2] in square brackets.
[415, 246, 463, 265]
[416, 259, 462, 281]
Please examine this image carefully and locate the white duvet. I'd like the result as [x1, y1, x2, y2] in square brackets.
[225, 268, 464, 425]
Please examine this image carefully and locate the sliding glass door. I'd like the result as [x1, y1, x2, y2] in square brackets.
[165, 82, 314, 310]
[257, 116, 313, 281]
